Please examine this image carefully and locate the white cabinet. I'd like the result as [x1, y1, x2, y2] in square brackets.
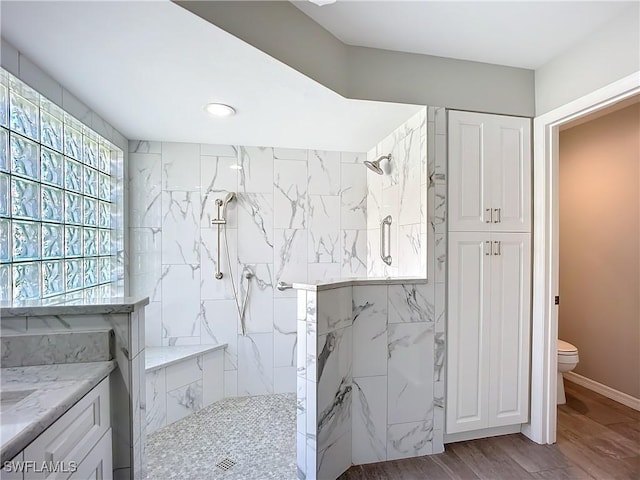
[3, 377, 113, 480]
[446, 232, 531, 434]
[487, 234, 531, 428]
[446, 233, 491, 433]
[447, 110, 532, 437]
[69, 429, 112, 480]
[448, 111, 531, 233]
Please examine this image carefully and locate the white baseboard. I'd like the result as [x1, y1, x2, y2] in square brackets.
[564, 372, 640, 411]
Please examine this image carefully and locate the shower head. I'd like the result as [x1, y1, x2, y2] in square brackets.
[223, 192, 236, 205]
[364, 154, 391, 175]
[222, 192, 236, 218]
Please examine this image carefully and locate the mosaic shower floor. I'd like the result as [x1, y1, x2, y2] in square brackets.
[146, 393, 297, 480]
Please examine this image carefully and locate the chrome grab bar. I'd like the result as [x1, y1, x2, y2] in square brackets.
[380, 215, 392, 266]
[277, 281, 293, 291]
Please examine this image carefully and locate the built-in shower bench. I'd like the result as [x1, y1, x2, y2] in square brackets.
[145, 344, 227, 434]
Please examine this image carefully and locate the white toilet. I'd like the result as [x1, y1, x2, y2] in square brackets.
[557, 339, 579, 404]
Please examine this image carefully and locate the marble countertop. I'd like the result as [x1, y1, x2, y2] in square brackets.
[292, 276, 428, 291]
[0, 295, 149, 317]
[0, 361, 116, 463]
[146, 344, 227, 372]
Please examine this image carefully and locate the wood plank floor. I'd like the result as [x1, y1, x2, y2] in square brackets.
[339, 381, 639, 479]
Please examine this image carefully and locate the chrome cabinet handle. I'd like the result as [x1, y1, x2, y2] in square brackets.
[493, 208, 501, 223]
[380, 215, 392, 266]
[485, 208, 492, 223]
[485, 240, 492, 256]
[493, 241, 501, 256]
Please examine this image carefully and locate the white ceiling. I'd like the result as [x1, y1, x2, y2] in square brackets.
[294, 0, 635, 69]
[0, 1, 420, 152]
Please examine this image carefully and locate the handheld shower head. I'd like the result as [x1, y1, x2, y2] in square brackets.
[222, 192, 236, 218]
[223, 192, 236, 205]
[364, 154, 391, 175]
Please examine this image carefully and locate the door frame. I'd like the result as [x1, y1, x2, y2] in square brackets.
[523, 72, 640, 444]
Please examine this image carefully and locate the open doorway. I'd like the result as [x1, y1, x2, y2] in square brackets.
[556, 97, 640, 411]
[528, 72, 640, 446]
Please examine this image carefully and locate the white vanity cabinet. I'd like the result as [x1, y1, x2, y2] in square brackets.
[446, 110, 532, 437]
[448, 110, 531, 233]
[3, 377, 112, 480]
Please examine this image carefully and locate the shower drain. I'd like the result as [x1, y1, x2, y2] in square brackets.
[215, 458, 237, 471]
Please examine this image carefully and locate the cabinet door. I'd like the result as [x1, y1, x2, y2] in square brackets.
[449, 111, 531, 233]
[23, 378, 110, 480]
[489, 116, 531, 232]
[448, 111, 493, 232]
[446, 232, 492, 434]
[69, 429, 112, 480]
[488, 233, 531, 426]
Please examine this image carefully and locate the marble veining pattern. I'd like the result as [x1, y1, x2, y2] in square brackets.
[274, 160, 307, 229]
[275, 229, 308, 297]
[341, 230, 367, 278]
[237, 333, 274, 396]
[352, 376, 387, 464]
[308, 150, 341, 196]
[129, 141, 366, 402]
[352, 286, 388, 378]
[366, 108, 427, 278]
[387, 323, 434, 425]
[129, 153, 161, 228]
[388, 284, 434, 324]
[387, 419, 434, 460]
[145, 347, 224, 435]
[131, 106, 446, 479]
[308, 195, 340, 264]
[1, 330, 112, 367]
[166, 380, 203, 425]
[0, 361, 116, 463]
[237, 193, 274, 264]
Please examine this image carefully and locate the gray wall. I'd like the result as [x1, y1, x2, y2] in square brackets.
[535, 3, 640, 115]
[176, 1, 535, 117]
[559, 103, 640, 399]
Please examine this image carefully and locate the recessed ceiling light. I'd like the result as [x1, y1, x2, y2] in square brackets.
[204, 103, 236, 117]
[309, 0, 337, 5]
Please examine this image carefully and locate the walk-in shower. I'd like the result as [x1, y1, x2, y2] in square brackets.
[211, 192, 251, 335]
[364, 153, 392, 175]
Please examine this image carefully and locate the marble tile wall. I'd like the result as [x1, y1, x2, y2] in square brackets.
[297, 106, 448, 480]
[297, 280, 445, 480]
[129, 142, 367, 397]
[429, 106, 447, 447]
[296, 286, 354, 480]
[351, 283, 441, 465]
[145, 349, 224, 434]
[367, 108, 428, 278]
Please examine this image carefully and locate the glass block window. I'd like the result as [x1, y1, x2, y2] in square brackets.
[0, 69, 121, 301]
